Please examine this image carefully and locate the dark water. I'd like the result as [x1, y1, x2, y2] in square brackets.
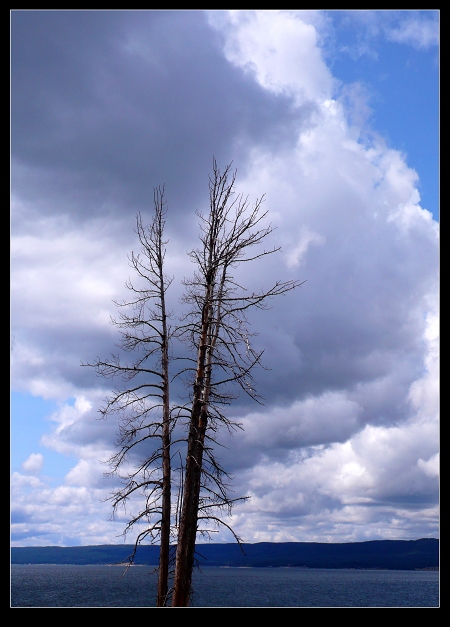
[11, 565, 439, 607]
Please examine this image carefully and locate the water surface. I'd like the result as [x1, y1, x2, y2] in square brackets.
[11, 564, 439, 607]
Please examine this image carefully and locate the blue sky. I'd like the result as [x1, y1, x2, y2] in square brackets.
[328, 17, 438, 221]
[11, 10, 439, 547]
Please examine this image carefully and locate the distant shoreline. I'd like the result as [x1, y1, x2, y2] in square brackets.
[11, 563, 439, 571]
[11, 538, 439, 571]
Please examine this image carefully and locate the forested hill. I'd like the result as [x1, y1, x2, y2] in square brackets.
[11, 538, 438, 570]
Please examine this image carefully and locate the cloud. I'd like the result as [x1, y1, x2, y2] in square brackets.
[208, 10, 335, 103]
[240, 392, 363, 456]
[286, 227, 325, 269]
[21, 453, 44, 475]
[223, 280, 439, 542]
[11, 473, 122, 546]
[11, 11, 438, 546]
[11, 10, 305, 227]
[418, 453, 439, 478]
[327, 11, 439, 60]
[385, 15, 439, 49]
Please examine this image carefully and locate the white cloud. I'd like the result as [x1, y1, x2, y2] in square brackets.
[227, 412, 438, 543]
[407, 309, 439, 421]
[286, 227, 325, 269]
[385, 16, 439, 49]
[325, 11, 438, 63]
[418, 453, 439, 478]
[208, 10, 335, 103]
[65, 458, 106, 488]
[21, 453, 44, 475]
[11, 471, 45, 490]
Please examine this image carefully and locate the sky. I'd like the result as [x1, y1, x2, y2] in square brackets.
[11, 10, 439, 548]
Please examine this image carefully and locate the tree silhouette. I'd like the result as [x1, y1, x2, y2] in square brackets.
[172, 161, 303, 605]
[85, 162, 303, 606]
[84, 188, 174, 606]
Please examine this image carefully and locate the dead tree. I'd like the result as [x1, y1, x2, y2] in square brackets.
[83, 188, 174, 606]
[171, 160, 303, 606]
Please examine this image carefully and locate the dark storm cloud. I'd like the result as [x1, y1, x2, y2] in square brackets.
[12, 10, 311, 227]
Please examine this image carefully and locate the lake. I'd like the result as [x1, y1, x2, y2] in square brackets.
[10, 564, 439, 607]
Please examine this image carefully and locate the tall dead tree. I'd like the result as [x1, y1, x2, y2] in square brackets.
[84, 188, 174, 606]
[171, 160, 303, 606]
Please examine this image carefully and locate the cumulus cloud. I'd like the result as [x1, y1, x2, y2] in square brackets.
[21, 453, 44, 475]
[11, 10, 438, 546]
[209, 10, 335, 103]
[224, 279, 439, 543]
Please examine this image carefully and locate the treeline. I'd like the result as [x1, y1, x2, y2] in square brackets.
[11, 538, 438, 570]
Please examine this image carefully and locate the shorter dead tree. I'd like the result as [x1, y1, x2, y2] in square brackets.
[83, 188, 174, 607]
[171, 160, 303, 606]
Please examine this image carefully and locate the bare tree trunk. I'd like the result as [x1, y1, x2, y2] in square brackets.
[156, 192, 172, 607]
[172, 284, 213, 606]
[157, 345, 171, 605]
